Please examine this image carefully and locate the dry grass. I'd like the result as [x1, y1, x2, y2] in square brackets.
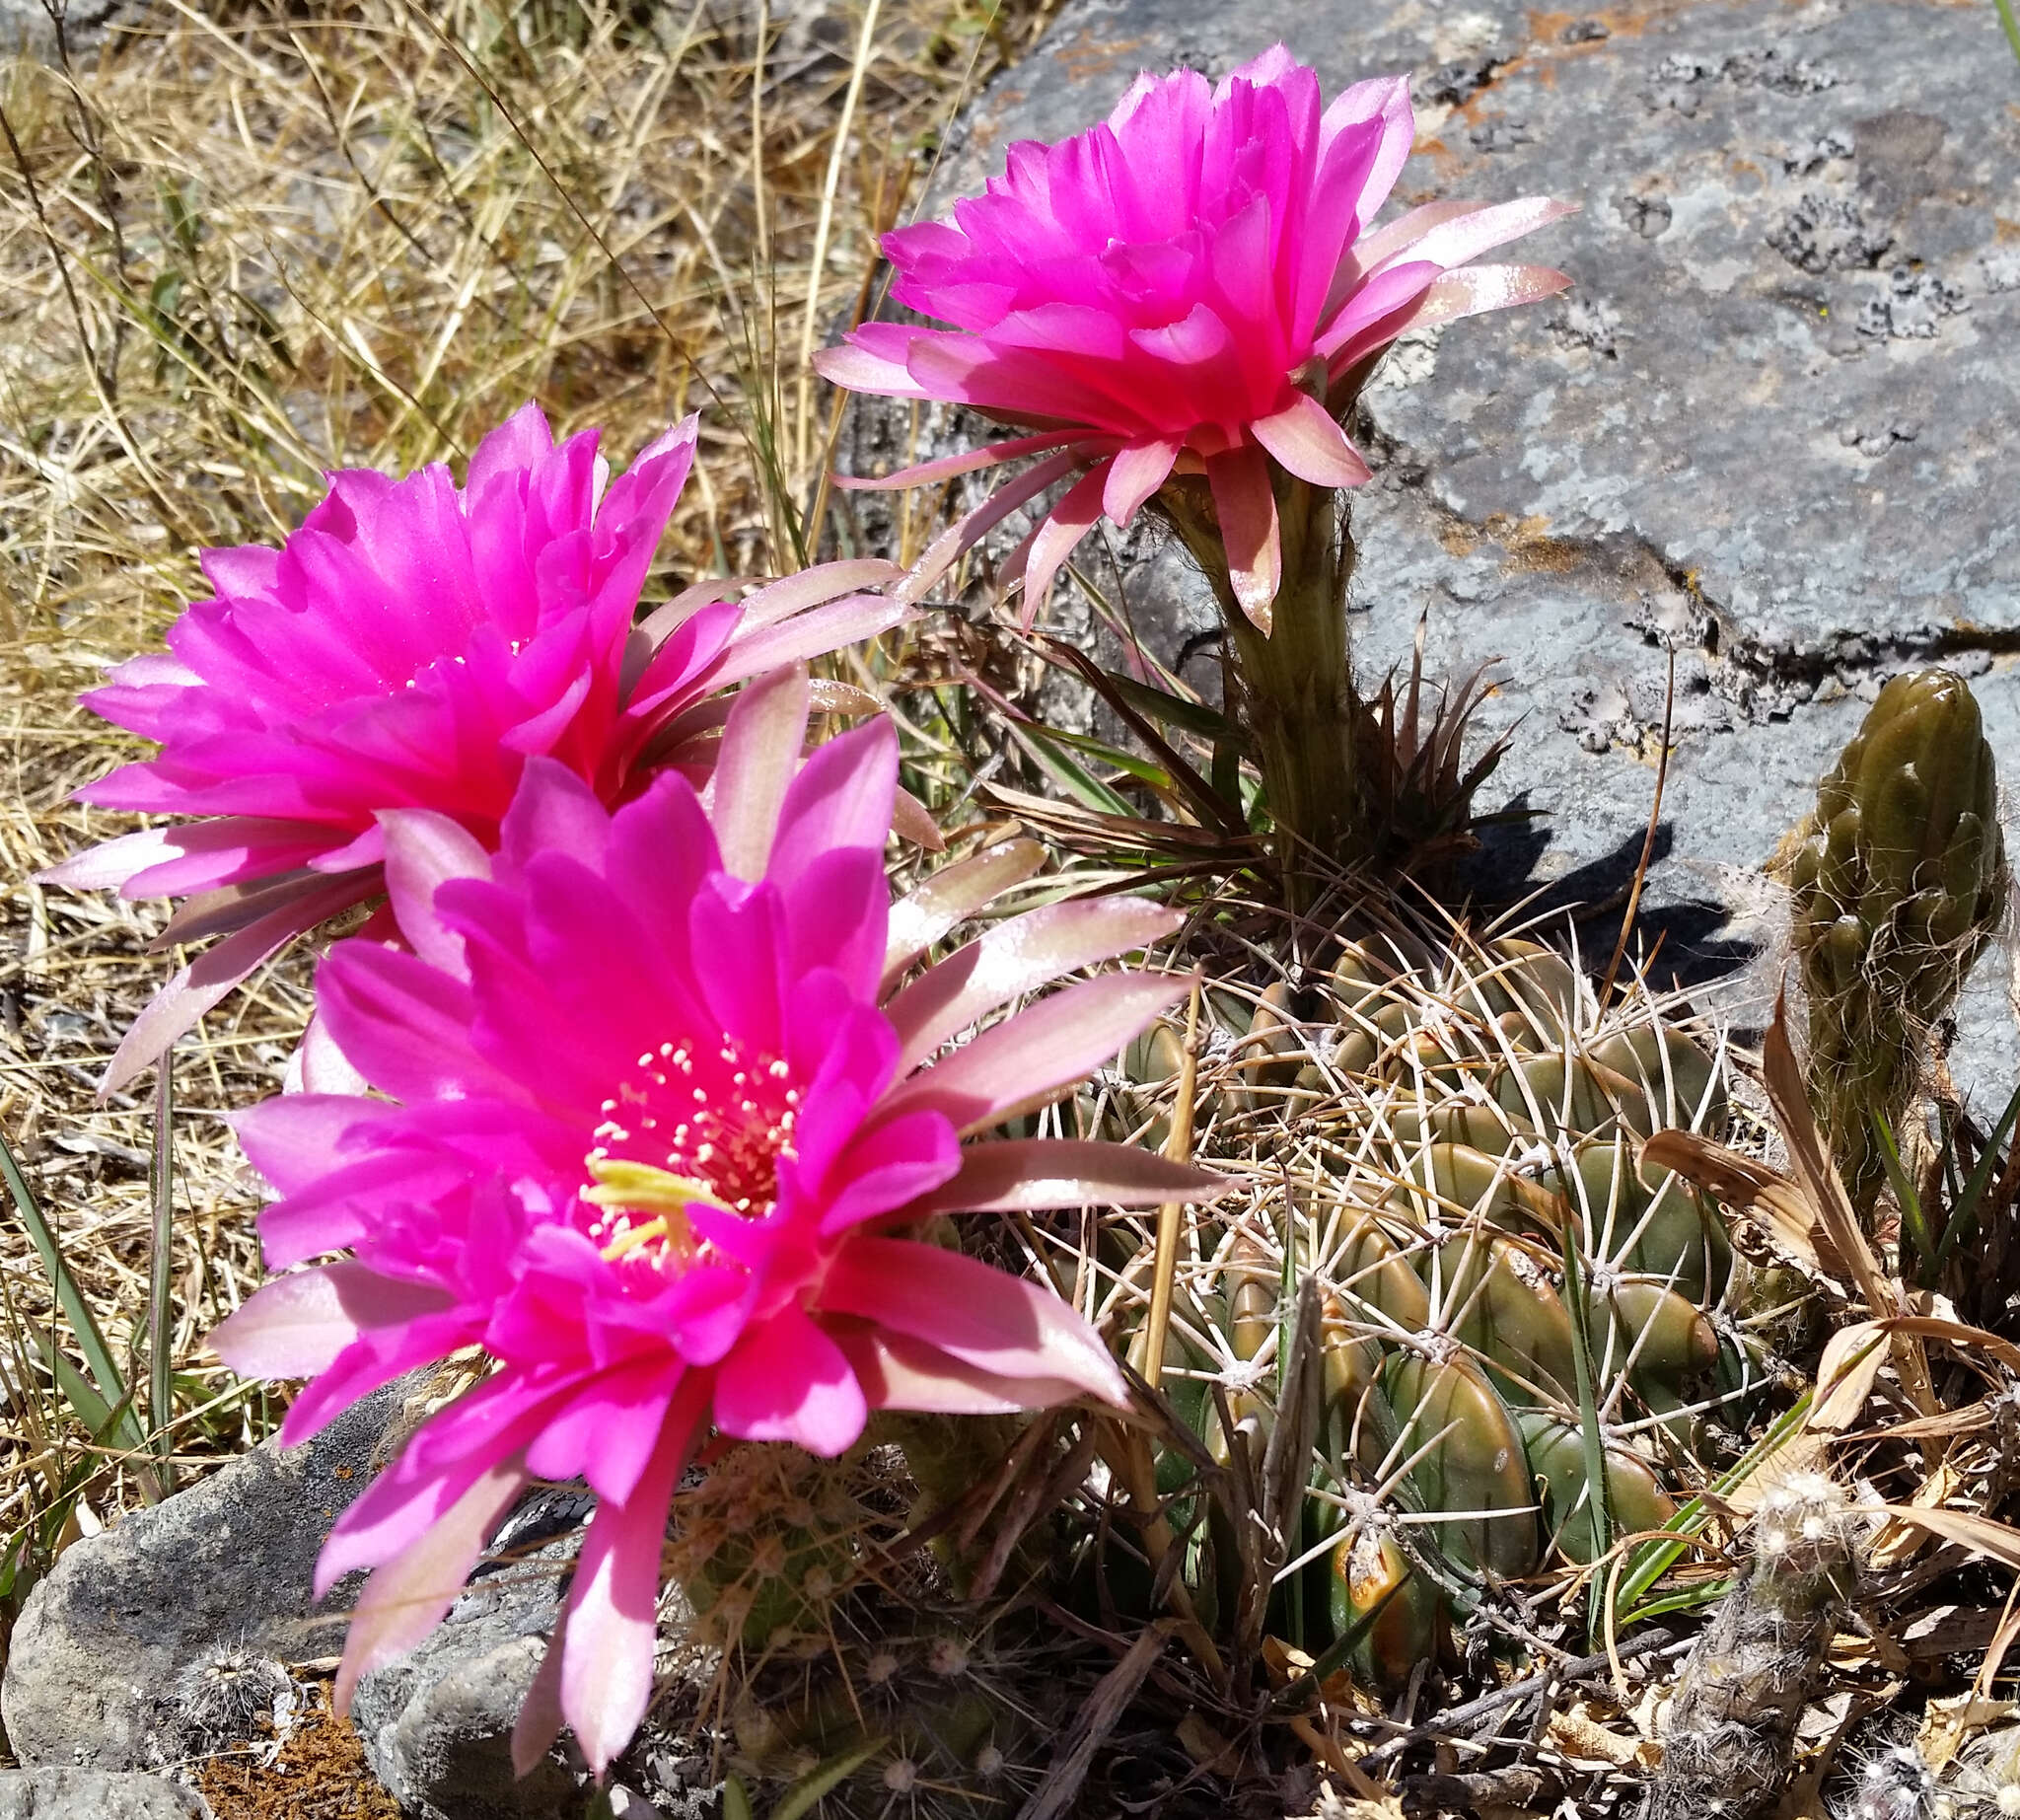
[0, 0, 1054, 1616]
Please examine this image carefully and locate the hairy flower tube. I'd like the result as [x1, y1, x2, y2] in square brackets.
[42, 404, 906, 1091]
[816, 44, 1571, 625]
[209, 664, 1220, 1774]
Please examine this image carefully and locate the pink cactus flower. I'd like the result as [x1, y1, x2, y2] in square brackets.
[815, 46, 1572, 627]
[41, 405, 907, 1092]
[210, 663, 1218, 1775]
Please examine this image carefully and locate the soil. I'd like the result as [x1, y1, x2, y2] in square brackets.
[194, 1685, 400, 1820]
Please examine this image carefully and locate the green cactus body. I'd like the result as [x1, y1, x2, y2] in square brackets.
[1102, 932, 1752, 1691]
[1787, 669, 2005, 1215]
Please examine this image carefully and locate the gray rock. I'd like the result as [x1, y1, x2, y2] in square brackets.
[0, 1388, 397, 1771]
[917, 0, 2020, 1098]
[350, 1488, 592, 1820]
[0, 1769, 212, 1819]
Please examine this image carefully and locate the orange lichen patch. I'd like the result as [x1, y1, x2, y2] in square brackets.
[1486, 514, 1587, 573]
[1994, 217, 2020, 243]
[195, 1687, 401, 1820]
[1438, 520, 1482, 558]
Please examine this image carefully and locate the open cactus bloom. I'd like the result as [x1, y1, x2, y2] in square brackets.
[39, 403, 909, 1093]
[816, 45, 1571, 625]
[208, 663, 1223, 1773]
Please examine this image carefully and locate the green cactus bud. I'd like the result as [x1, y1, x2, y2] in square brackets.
[1788, 669, 2006, 1216]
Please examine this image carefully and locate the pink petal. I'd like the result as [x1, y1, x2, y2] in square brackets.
[1102, 437, 1181, 525]
[768, 718, 898, 895]
[1250, 393, 1373, 488]
[905, 1137, 1229, 1214]
[379, 809, 492, 976]
[735, 557, 903, 629]
[707, 663, 811, 881]
[283, 1012, 370, 1097]
[1018, 465, 1111, 629]
[101, 874, 374, 1096]
[713, 1302, 868, 1455]
[812, 338, 930, 398]
[559, 1381, 705, 1773]
[896, 448, 1089, 608]
[707, 593, 911, 689]
[36, 827, 183, 892]
[884, 896, 1181, 1074]
[882, 837, 1046, 993]
[208, 1263, 455, 1378]
[830, 1322, 1097, 1415]
[1387, 195, 1578, 276]
[1204, 447, 1281, 631]
[829, 432, 1084, 492]
[821, 1236, 1128, 1408]
[334, 1457, 528, 1713]
[878, 970, 1192, 1136]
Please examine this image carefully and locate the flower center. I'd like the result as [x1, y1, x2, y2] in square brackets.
[581, 1036, 801, 1270]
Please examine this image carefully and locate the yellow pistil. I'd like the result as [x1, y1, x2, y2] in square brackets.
[583, 1156, 730, 1264]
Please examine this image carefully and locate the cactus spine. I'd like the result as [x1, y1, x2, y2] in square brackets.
[1098, 931, 1762, 1686]
[1786, 669, 2006, 1216]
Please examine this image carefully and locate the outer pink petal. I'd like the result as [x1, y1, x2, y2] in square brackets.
[1250, 394, 1373, 488]
[821, 1236, 1128, 1407]
[1101, 437, 1182, 524]
[1204, 446, 1281, 630]
[558, 1380, 706, 1774]
[831, 1323, 1096, 1415]
[379, 809, 492, 976]
[713, 1302, 868, 1455]
[102, 874, 374, 1095]
[334, 1458, 528, 1713]
[208, 1263, 455, 1378]
[830, 433, 1083, 492]
[1018, 464, 1110, 630]
[882, 838, 1046, 992]
[706, 664, 811, 882]
[1386, 196, 1578, 276]
[904, 1138, 1229, 1214]
[883, 896, 1181, 1075]
[878, 971, 1191, 1135]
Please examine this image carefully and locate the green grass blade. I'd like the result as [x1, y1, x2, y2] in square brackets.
[0, 1126, 140, 1449]
[1998, 0, 2020, 68]
[1099, 670, 1236, 743]
[1004, 722, 1137, 817]
[1268, 1572, 1406, 1711]
[1872, 1112, 1931, 1283]
[772, 1740, 887, 1820]
[1932, 1078, 2020, 1273]
[1615, 1392, 1812, 1623]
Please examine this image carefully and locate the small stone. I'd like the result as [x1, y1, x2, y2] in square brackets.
[0, 1770, 211, 1819]
[1560, 19, 1609, 43]
[0, 1388, 398, 1772]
